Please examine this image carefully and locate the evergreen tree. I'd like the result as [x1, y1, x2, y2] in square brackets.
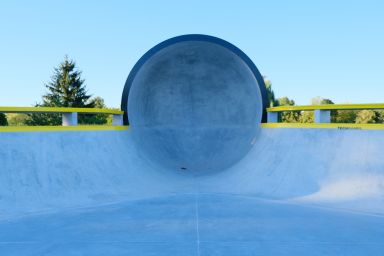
[43, 56, 93, 108]
[27, 56, 94, 126]
[264, 78, 278, 107]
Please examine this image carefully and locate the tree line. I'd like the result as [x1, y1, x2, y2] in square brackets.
[0, 63, 382, 126]
[0, 56, 113, 126]
[265, 78, 384, 124]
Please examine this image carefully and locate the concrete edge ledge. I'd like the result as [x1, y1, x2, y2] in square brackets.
[267, 103, 384, 112]
[2, 124, 383, 132]
[0, 125, 129, 133]
[261, 123, 384, 130]
[0, 106, 124, 114]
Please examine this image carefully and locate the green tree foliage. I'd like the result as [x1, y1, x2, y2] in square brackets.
[298, 97, 335, 123]
[320, 98, 334, 105]
[6, 114, 28, 126]
[308, 97, 337, 123]
[263, 79, 299, 123]
[299, 111, 314, 123]
[277, 97, 300, 123]
[0, 113, 7, 126]
[355, 110, 381, 124]
[26, 56, 96, 126]
[310, 98, 357, 123]
[26, 107, 61, 126]
[377, 111, 384, 123]
[277, 97, 295, 106]
[264, 78, 278, 107]
[43, 56, 93, 108]
[79, 97, 108, 125]
[311, 97, 334, 105]
[334, 110, 357, 123]
[261, 80, 382, 125]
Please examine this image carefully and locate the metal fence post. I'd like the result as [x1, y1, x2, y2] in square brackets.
[314, 110, 331, 123]
[62, 112, 78, 126]
[112, 114, 123, 126]
[267, 112, 279, 123]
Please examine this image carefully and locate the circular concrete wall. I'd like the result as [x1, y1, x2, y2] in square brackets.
[122, 35, 267, 172]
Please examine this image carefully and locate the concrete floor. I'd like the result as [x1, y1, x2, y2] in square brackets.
[1, 194, 384, 255]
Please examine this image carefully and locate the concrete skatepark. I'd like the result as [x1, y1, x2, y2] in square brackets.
[0, 35, 384, 255]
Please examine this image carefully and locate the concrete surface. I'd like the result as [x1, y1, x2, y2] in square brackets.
[1, 194, 384, 256]
[0, 128, 384, 255]
[127, 39, 263, 172]
[1, 35, 383, 255]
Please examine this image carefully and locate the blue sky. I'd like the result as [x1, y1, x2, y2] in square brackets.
[0, 0, 383, 107]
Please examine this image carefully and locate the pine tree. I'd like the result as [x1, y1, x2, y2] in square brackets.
[27, 56, 94, 126]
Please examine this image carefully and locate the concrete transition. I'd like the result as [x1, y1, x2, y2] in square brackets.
[122, 35, 267, 172]
[0, 35, 384, 255]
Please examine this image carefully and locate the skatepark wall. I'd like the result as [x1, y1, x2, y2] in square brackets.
[1, 126, 383, 219]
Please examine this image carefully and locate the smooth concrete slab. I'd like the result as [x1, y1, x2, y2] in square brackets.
[0, 128, 384, 255]
[0, 194, 383, 255]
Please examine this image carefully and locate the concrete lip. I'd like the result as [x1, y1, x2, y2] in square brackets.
[122, 35, 267, 172]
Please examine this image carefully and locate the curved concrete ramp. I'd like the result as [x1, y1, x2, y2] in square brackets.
[1, 128, 384, 255]
[123, 35, 267, 172]
[1, 35, 384, 255]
